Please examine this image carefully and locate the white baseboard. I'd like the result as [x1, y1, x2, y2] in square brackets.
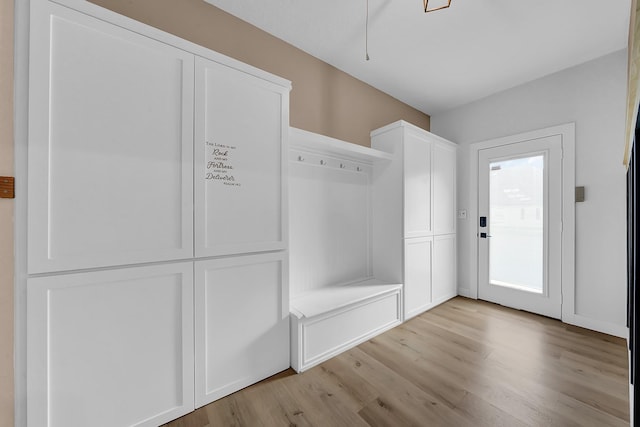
[456, 288, 475, 299]
[563, 313, 628, 338]
[456, 288, 627, 339]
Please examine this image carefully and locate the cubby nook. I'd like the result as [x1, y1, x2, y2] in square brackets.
[288, 128, 402, 372]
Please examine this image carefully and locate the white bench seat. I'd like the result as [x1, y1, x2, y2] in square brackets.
[290, 279, 402, 372]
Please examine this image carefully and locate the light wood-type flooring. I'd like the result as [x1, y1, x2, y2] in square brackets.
[164, 297, 630, 427]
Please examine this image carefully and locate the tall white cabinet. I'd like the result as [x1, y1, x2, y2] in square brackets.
[24, 1, 290, 426]
[372, 121, 457, 321]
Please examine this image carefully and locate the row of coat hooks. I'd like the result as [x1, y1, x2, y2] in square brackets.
[297, 155, 364, 172]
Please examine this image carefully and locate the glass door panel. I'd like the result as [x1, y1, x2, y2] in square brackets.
[489, 155, 544, 293]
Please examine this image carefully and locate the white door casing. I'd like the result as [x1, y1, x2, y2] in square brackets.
[469, 123, 575, 321]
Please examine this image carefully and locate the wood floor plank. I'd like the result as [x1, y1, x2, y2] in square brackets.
[281, 368, 371, 427]
[163, 297, 630, 426]
[162, 406, 210, 427]
[316, 355, 380, 409]
[453, 391, 530, 427]
[364, 328, 570, 426]
[352, 342, 477, 426]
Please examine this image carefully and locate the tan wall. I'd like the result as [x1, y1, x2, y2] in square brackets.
[89, 0, 430, 147]
[0, 0, 14, 424]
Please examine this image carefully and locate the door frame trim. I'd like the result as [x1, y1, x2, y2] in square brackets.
[468, 123, 575, 323]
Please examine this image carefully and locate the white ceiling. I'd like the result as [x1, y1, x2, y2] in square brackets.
[204, 0, 631, 115]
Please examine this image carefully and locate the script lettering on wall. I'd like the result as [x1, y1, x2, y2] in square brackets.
[195, 56, 286, 256]
[205, 141, 241, 187]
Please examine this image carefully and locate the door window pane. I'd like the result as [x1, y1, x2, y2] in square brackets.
[489, 155, 544, 293]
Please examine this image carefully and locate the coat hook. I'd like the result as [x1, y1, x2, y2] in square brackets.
[357, 166, 362, 172]
[320, 160, 326, 165]
[340, 163, 346, 169]
[298, 155, 305, 161]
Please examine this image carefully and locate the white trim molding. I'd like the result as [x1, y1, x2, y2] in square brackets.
[469, 123, 579, 328]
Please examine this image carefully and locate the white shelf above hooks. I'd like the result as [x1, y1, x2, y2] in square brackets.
[289, 127, 393, 165]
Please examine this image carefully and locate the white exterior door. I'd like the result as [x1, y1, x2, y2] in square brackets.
[478, 135, 563, 318]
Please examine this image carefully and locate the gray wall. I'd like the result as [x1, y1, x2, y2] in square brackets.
[432, 49, 628, 335]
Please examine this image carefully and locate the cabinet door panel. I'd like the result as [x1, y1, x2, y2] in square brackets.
[195, 253, 289, 407]
[404, 132, 432, 238]
[195, 57, 288, 257]
[28, 4, 194, 273]
[433, 234, 457, 303]
[433, 143, 456, 235]
[404, 237, 433, 320]
[27, 263, 195, 427]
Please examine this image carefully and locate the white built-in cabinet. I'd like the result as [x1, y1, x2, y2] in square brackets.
[403, 236, 433, 319]
[27, 264, 195, 427]
[403, 131, 433, 237]
[194, 253, 289, 407]
[194, 57, 287, 257]
[372, 121, 457, 321]
[25, 2, 290, 426]
[27, 3, 195, 274]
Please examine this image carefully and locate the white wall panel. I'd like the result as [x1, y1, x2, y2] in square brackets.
[27, 263, 194, 427]
[194, 253, 289, 407]
[27, 3, 194, 273]
[195, 57, 288, 257]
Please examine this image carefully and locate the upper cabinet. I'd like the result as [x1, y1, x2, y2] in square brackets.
[371, 121, 457, 240]
[403, 129, 433, 238]
[27, 3, 195, 273]
[194, 57, 290, 257]
[433, 142, 457, 235]
[26, 3, 291, 273]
